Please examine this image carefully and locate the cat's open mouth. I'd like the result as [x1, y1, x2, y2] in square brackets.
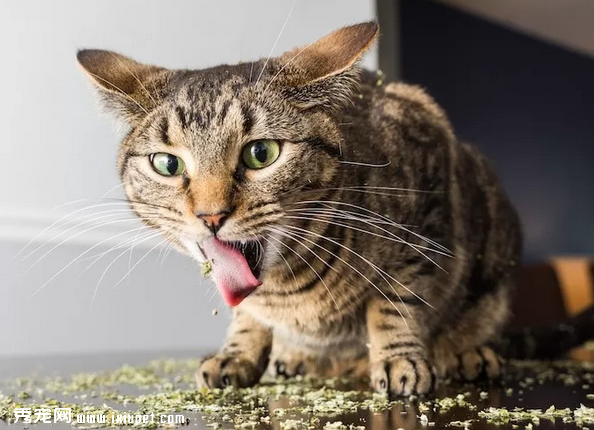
[221, 240, 264, 280]
[199, 238, 264, 307]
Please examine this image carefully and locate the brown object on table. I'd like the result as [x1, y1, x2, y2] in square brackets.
[509, 257, 594, 329]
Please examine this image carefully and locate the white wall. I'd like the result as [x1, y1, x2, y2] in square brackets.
[0, 0, 377, 358]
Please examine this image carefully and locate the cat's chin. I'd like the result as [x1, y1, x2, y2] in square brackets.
[198, 238, 265, 307]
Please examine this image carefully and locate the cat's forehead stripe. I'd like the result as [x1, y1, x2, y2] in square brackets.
[158, 116, 171, 146]
[241, 105, 254, 135]
[172, 77, 248, 133]
[175, 105, 188, 130]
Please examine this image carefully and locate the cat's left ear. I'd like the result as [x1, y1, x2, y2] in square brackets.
[77, 50, 169, 126]
[276, 21, 378, 110]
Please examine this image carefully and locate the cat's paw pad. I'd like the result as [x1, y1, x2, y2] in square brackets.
[370, 356, 436, 397]
[196, 354, 260, 389]
[456, 346, 503, 381]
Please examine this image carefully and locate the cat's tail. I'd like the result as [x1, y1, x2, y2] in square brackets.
[499, 305, 594, 359]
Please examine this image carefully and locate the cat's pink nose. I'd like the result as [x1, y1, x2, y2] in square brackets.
[196, 211, 229, 235]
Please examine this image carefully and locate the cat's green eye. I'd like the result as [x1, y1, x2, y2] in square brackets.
[149, 153, 186, 176]
[242, 139, 280, 170]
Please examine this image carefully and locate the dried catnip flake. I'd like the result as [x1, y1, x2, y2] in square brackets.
[201, 260, 213, 277]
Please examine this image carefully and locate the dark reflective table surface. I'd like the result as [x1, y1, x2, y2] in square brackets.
[1, 349, 593, 430]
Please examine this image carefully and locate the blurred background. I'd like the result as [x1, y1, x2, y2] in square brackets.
[0, 0, 592, 360]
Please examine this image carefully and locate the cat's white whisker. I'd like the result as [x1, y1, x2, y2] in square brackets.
[295, 200, 454, 256]
[277, 225, 410, 324]
[29, 220, 169, 298]
[266, 227, 340, 310]
[324, 189, 423, 198]
[290, 207, 453, 261]
[90, 232, 166, 307]
[20, 208, 164, 264]
[395, 224, 454, 258]
[254, 239, 265, 268]
[289, 204, 450, 272]
[15, 202, 141, 260]
[24, 215, 166, 273]
[338, 160, 391, 168]
[269, 227, 341, 309]
[128, 227, 146, 273]
[287, 206, 417, 230]
[255, 0, 297, 86]
[316, 185, 439, 193]
[261, 37, 319, 95]
[278, 184, 441, 203]
[22, 213, 139, 266]
[160, 241, 176, 268]
[319, 203, 448, 252]
[284, 223, 435, 311]
[317, 205, 449, 272]
[156, 234, 169, 266]
[286, 212, 452, 258]
[261, 236, 298, 288]
[106, 236, 168, 293]
[159, 241, 175, 269]
[80, 228, 159, 272]
[100, 183, 126, 199]
[51, 198, 95, 210]
[207, 282, 220, 304]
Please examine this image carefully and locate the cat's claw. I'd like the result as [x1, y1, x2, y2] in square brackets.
[370, 355, 436, 397]
[196, 354, 261, 389]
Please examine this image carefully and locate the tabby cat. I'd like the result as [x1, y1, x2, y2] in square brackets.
[77, 22, 592, 397]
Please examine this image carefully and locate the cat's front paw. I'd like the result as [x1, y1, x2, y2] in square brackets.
[268, 350, 329, 379]
[196, 354, 262, 389]
[370, 355, 436, 397]
[273, 358, 308, 378]
[455, 346, 503, 381]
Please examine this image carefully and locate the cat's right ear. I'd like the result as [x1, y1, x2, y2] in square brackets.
[276, 22, 378, 110]
[77, 50, 168, 125]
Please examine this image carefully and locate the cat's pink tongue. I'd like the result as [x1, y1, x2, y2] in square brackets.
[201, 237, 261, 307]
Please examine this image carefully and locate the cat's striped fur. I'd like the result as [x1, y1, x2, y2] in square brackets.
[77, 22, 587, 397]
